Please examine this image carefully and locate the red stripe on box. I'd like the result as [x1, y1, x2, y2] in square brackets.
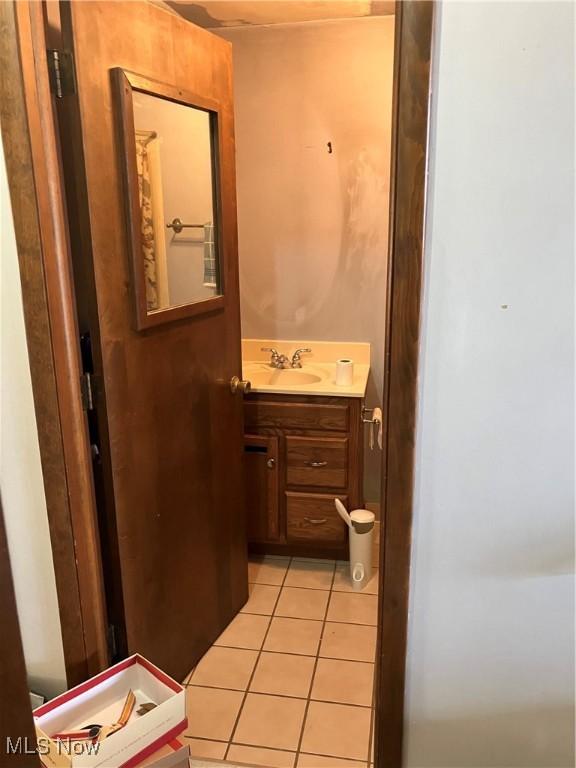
[34, 655, 183, 718]
[34, 657, 138, 716]
[135, 655, 182, 693]
[120, 719, 188, 768]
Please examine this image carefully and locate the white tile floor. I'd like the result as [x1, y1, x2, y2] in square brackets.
[181, 556, 379, 768]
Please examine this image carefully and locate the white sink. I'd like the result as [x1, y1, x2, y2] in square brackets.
[245, 365, 324, 388]
[242, 341, 370, 398]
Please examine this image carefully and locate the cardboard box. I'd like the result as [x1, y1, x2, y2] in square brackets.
[34, 654, 187, 768]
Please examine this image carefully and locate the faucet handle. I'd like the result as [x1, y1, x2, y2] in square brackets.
[291, 348, 312, 368]
[261, 347, 280, 365]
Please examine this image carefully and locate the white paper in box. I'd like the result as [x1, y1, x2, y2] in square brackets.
[34, 654, 187, 768]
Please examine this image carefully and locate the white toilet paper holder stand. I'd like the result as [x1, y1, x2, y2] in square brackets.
[362, 406, 383, 450]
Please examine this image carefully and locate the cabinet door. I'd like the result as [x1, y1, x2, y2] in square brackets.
[244, 436, 280, 542]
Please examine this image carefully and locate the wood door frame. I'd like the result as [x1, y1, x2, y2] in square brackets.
[0, 0, 108, 687]
[375, 2, 435, 766]
[2, 0, 434, 763]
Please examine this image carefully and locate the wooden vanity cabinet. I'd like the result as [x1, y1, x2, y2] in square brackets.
[243, 394, 364, 559]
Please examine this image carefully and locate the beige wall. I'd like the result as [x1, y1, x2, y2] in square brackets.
[219, 17, 395, 501]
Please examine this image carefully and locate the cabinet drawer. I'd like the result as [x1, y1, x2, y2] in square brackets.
[244, 401, 349, 432]
[286, 492, 348, 544]
[286, 437, 348, 489]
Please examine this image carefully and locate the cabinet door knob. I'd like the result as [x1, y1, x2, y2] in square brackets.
[307, 460, 328, 468]
[267, 458, 276, 469]
[230, 376, 251, 394]
[304, 517, 327, 525]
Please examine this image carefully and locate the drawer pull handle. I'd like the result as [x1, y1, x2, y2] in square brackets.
[307, 461, 328, 468]
[304, 517, 327, 525]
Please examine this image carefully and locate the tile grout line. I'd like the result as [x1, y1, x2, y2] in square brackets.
[366, 670, 377, 767]
[223, 556, 294, 761]
[249, 578, 378, 595]
[186, 683, 374, 711]
[365, 566, 379, 767]
[189, 644, 376, 665]
[181, 735, 227, 744]
[241, 608, 377, 628]
[293, 559, 338, 767]
[367, 702, 375, 767]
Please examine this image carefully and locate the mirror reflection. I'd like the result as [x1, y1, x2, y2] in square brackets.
[132, 90, 221, 312]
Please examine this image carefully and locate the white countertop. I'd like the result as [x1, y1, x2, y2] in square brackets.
[242, 339, 370, 398]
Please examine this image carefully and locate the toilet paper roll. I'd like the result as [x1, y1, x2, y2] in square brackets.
[335, 358, 354, 386]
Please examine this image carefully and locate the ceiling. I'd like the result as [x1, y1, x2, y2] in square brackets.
[165, 1, 395, 29]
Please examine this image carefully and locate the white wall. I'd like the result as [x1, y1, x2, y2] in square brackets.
[405, 3, 575, 767]
[0, 136, 67, 698]
[219, 17, 395, 501]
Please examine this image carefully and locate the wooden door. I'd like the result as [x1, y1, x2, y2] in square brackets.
[57, 1, 247, 681]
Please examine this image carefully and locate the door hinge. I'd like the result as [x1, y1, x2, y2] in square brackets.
[80, 372, 94, 411]
[47, 49, 76, 98]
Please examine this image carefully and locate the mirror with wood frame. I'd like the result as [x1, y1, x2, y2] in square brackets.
[113, 69, 224, 330]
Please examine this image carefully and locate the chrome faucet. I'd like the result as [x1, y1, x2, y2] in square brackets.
[261, 347, 312, 369]
[290, 348, 312, 368]
[261, 347, 291, 369]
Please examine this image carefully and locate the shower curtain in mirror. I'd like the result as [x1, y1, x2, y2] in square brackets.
[135, 131, 159, 311]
